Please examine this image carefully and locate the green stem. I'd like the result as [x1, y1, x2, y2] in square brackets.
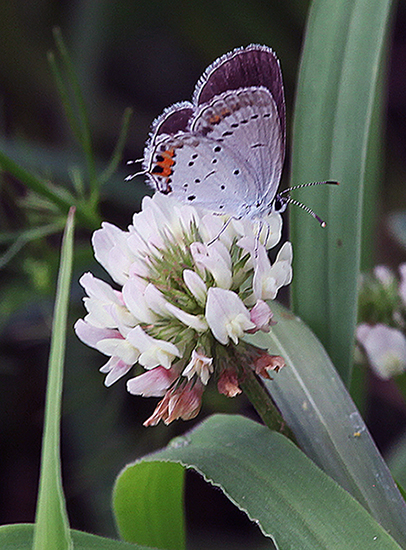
[239, 366, 297, 443]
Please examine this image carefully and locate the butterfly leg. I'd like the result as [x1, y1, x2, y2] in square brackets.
[206, 215, 234, 246]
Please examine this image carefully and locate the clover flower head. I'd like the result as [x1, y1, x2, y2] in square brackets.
[75, 193, 291, 425]
[356, 264, 406, 379]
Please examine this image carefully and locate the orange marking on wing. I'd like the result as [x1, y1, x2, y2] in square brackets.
[153, 148, 175, 177]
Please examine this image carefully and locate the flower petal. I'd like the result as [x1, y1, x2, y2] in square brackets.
[96, 337, 140, 365]
[166, 303, 208, 332]
[127, 326, 181, 369]
[205, 287, 256, 345]
[182, 349, 213, 385]
[190, 242, 232, 289]
[127, 366, 179, 397]
[183, 269, 207, 305]
[74, 319, 119, 348]
[100, 356, 133, 386]
[92, 222, 134, 285]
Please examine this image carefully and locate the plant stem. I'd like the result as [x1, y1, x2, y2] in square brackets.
[239, 366, 297, 443]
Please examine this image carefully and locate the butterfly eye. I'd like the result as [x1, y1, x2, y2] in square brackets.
[274, 195, 288, 213]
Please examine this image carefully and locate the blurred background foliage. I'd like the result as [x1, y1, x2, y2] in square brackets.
[0, 0, 406, 546]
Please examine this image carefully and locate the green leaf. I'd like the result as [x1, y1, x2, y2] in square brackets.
[289, 0, 394, 383]
[32, 208, 75, 550]
[0, 524, 150, 550]
[387, 431, 406, 497]
[245, 300, 406, 548]
[113, 462, 185, 550]
[114, 414, 402, 550]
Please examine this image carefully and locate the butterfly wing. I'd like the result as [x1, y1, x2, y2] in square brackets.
[190, 86, 283, 201]
[143, 45, 285, 217]
[145, 87, 283, 216]
[193, 44, 286, 156]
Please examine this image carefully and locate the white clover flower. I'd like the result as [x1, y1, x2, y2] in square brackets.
[75, 193, 292, 426]
[356, 323, 406, 379]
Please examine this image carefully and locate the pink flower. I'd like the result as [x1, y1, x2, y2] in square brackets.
[248, 300, 275, 333]
[217, 369, 242, 397]
[254, 352, 285, 379]
[143, 380, 204, 426]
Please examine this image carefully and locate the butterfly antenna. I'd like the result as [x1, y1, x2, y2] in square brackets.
[126, 158, 144, 166]
[279, 180, 339, 196]
[125, 170, 148, 181]
[282, 196, 327, 227]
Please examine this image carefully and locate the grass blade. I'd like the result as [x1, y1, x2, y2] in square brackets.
[32, 208, 75, 550]
[289, 0, 394, 383]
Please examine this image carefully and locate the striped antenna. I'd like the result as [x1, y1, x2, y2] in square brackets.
[278, 181, 339, 227]
[279, 180, 339, 196]
[125, 159, 148, 181]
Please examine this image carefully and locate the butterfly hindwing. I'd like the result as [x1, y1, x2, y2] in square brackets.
[190, 86, 283, 199]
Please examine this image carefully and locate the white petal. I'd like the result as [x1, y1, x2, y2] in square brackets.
[127, 326, 181, 369]
[127, 366, 178, 397]
[92, 222, 133, 285]
[165, 303, 208, 332]
[191, 242, 232, 289]
[183, 269, 207, 305]
[182, 349, 213, 385]
[96, 337, 140, 365]
[205, 287, 255, 345]
[122, 276, 158, 324]
[74, 319, 119, 348]
[144, 283, 170, 316]
[100, 356, 132, 386]
[373, 265, 395, 286]
[199, 213, 234, 248]
[79, 272, 120, 304]
[253, 242, 293, 301]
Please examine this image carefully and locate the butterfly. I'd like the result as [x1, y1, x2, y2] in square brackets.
[128, 44, 336, 225]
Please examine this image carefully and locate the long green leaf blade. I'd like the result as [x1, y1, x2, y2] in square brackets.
[114, 415, 402, 550]
[1, 524, 150, 549]
[32, 208, 75, 550]
[113, 462, 185, 550]
[289, 0, 394, 383]
[246, 300, 406, 548]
